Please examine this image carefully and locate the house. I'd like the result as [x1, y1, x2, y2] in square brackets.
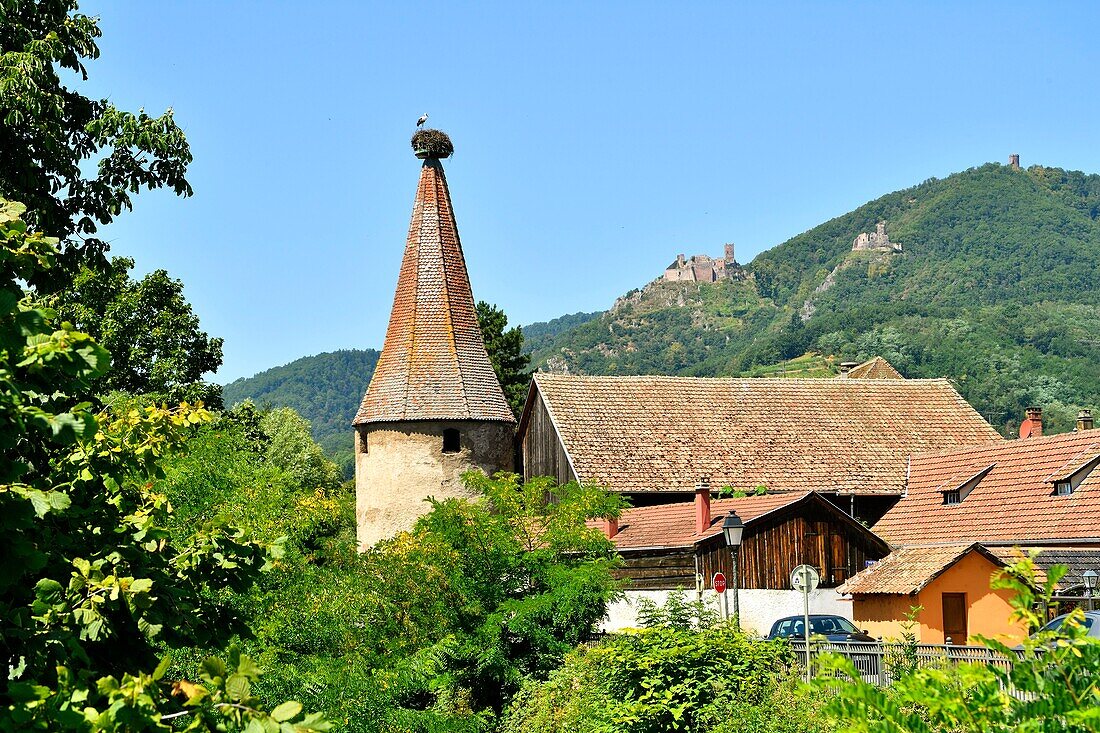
[844, 412, 1100, 643]
[591, 488, 890, 632]
[518, 373, 1003, 523]
[873, 412, 1100, 547]
[839, 544, 1026, 643]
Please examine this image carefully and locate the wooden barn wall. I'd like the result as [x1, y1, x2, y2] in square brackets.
[622, 501, 889, 591]
[521, 390, 577, 487]
[615, 549, 697, 590]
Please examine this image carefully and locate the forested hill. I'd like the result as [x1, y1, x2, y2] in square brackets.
[527, 162, 1100, 435]
[223, 349, 379, 476]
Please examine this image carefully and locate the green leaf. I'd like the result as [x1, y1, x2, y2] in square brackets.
[152, 655, 171, 681]
[270, 701, 302, 722]
[225, 673, 251, 701]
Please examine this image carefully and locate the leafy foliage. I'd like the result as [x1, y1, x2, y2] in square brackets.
[476, 301, 531, 416]
[503, 624, 797, 733]
[50, 256, 224, 405]
[0, 0, 192, 288]
[529, 162, 1100, 436]
[367, 473, 625, 715]
[0, 199, 323, 730]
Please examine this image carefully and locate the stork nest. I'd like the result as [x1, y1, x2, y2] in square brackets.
[411, 128, 454, 159]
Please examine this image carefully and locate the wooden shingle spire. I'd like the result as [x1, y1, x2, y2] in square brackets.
[354, 155, 514, 425]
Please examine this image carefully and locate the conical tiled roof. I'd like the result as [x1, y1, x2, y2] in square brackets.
[355, 157, 515, 425]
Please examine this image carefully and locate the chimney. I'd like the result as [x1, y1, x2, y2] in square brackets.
[1077, 409, 1095, 431]
[839, 361, 859, 377]
[1020, 406, 1043, 438]
[1009, 153, 1020, 170]
[601, 516, 619, 539]
[695, 477, 711, 535]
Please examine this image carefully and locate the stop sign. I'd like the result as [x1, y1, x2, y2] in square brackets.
[712, 572, 727, 593]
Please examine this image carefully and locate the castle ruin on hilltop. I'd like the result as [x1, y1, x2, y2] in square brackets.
[664, 243, 744, 282]
[852, 221, 901, 253]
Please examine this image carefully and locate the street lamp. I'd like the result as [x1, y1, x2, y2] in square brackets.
[722, 511, 744, 628]
[1084, 570, 1098, 611]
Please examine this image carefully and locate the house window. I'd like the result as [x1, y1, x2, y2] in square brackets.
[442, 428, 460, 454]
[1055, 480, 1073, 496]
[943, 490, 961, 505]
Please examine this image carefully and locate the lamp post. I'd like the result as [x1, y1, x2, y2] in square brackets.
[722, 510, 744, 629]
[1084, 570, 1098, 612]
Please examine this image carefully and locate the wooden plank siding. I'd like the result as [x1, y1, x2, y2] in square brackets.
[618, 496, 889, 591]
[520, 389, 577, 487]
[611, 549, 697, 590]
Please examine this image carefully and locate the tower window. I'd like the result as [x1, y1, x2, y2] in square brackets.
[442, 428, 460, 454]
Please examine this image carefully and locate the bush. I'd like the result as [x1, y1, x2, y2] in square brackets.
[504, 625, 794, 733]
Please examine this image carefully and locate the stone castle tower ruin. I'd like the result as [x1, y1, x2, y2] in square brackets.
[353, 135, 516, 549]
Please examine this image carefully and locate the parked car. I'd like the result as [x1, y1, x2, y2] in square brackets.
[767, 614, 877, 642]
[1033, 610, 1100, 639]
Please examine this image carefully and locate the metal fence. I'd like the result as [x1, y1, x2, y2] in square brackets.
[788, 640, 1021, 687]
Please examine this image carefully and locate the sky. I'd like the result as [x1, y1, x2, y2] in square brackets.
[75, 1, 1100, 383]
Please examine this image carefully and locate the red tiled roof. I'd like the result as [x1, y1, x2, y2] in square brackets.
[355, 158, 515, 425]
[844, 356, 904, 380]
[873, 431, 1100, 546]
[838, 544, 1003, 595]
[530, 374, 1002, 495]
[588, 492, 817, 550]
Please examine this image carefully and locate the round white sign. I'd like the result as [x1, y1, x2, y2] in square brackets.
[790, 564, 820, 592]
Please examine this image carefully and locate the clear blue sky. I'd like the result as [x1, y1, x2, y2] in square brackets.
[79, 1, 1100, 382]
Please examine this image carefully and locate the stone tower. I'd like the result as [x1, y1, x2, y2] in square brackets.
[353, 135, 516, 549]
[1009, 153, 1020, 170]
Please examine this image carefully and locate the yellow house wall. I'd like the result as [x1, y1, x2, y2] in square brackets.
[852, 551, 1029, 645]
[915, 551, 1026, 645]
[852, 594, 917, 641]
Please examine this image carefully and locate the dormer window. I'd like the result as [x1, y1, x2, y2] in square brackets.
[938, 464, 996, 506]
[1048, 452, 1100, 497]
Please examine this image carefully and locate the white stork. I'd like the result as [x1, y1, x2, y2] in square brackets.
[416, 113, 429, 127]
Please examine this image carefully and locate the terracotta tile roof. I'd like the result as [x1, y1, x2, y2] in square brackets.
[838, 543, 1006, 595]
[873, 431, 1100, 546]
[531, 374, 1001, 495]
[587, 491, 818, 550]
[355, 159, 515, 425]
[844, 356, 904, 380]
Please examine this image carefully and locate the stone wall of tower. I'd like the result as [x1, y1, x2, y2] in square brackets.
[355, 420, 515, 548]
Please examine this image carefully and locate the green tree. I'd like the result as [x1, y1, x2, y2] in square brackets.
[0, 199, 325, 731]
[0, 0, 192, 287]
[477, 301, 531, 416]
[260, 406, 341, 492]
[368, 472, 625, 716]
[50, 256, 224, 404]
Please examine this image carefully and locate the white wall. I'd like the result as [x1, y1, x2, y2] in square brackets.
[602, 588, 854, 635]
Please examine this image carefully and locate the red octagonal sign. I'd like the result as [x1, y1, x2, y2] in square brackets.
[712, 572, 727, 594]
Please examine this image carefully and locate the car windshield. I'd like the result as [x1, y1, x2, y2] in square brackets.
[810, 617, 858, 634]
[1040, 614, 1095, 635]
